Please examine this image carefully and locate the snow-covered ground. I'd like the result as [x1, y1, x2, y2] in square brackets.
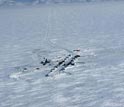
[0, 1, 124, 107]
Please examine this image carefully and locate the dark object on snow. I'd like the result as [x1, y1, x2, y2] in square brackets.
[36, 67, 40, 70]
[23, 68, 28, 72]
[45, 74, 49, 77]
[40, 57, 51, 65]
[75, 54, 80, 58]
[24, 68, 27, 70]
[45, 54, 80, 77]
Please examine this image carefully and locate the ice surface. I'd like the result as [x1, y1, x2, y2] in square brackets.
[0, 1, 124, 107]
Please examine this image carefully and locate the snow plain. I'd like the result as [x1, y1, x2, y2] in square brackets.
[0, 1, 124, 107]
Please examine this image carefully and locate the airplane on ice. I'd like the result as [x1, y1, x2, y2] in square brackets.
[45, 50, 81, 77]
[10, 49, 82, 79]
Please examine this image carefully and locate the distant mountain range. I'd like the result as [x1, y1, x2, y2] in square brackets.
[0, 0, 123, 6]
